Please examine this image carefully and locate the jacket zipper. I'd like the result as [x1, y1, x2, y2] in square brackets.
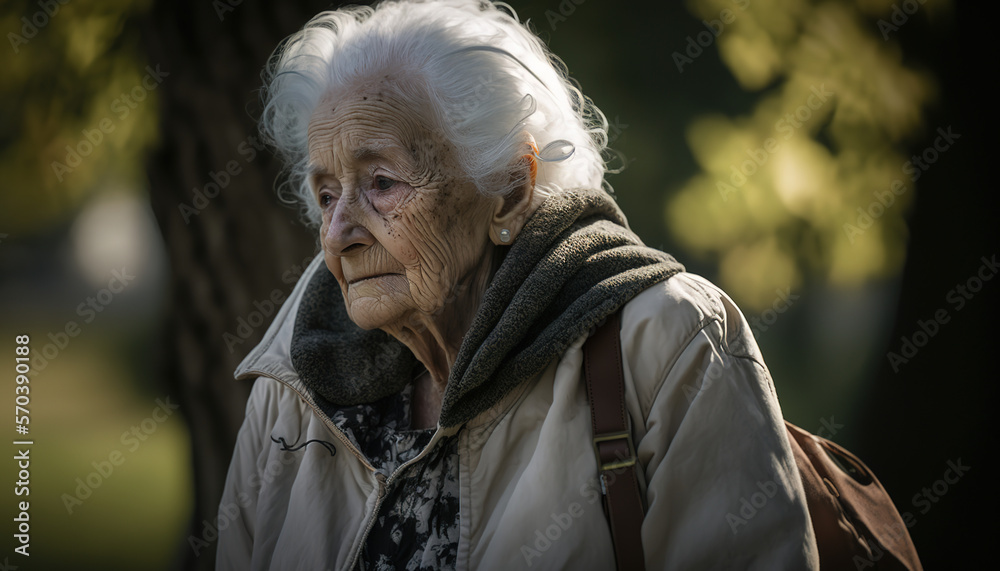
[246, 369, 453, 571]
[344, 430, 455, 570]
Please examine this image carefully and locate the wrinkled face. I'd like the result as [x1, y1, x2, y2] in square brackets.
[307, 81, 500, 331]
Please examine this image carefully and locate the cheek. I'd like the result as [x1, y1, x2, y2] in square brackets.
[376, 194, 432, 263]
[368, 184, 413, 215]
[391, 240, 420, 267]
[407, 198, 489, 288]
[395, 201, 446, 255]
[444, 192, 493, 248]
[368, 230, 418, 273]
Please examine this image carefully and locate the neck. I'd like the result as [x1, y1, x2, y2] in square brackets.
[384, 245, 504, 393]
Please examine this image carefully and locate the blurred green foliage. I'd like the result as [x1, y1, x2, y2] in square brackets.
[0, 0, 157, 235]
[1, 2, 188, 569]
[666, 0, 947, 309]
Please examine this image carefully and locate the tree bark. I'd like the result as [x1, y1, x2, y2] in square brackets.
[140, 1, 338, 568]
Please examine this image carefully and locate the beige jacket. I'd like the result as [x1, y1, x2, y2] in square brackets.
[217, 254, 819, 570]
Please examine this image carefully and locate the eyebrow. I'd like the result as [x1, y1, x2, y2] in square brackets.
[353, 146, 389, 162]
[306, 144, 409, 183]
[307, 164, 328, 178]
[306, 164, 329, 187]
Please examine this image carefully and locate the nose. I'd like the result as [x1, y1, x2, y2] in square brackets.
[323, 192, 374, 256]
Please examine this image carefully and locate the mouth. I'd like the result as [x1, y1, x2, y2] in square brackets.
[347, 273, 401, 285]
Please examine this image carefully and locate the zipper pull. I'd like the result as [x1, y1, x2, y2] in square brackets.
[375, 472, 387, 499]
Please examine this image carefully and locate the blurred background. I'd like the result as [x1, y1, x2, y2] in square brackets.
[0, 0, 993, 568]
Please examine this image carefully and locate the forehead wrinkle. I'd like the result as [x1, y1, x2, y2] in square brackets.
[309, 116, 408, 166]
[306, 112, 340, 150]
[320, 87, 427, 138]
[308, 88, 449, 187]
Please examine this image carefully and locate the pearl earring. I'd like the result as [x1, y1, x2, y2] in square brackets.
[499, 228, 511, 243]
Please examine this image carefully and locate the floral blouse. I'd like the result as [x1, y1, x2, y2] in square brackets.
[320, 381, 460, 570]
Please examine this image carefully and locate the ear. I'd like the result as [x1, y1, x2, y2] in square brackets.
[489, 135, 539, 245]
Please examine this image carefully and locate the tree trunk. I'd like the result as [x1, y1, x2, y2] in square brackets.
[140, 1, 338, 568]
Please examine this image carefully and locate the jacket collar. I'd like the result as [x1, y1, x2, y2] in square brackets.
[282, 187, 684, 429]
[233, 253, 327, 388]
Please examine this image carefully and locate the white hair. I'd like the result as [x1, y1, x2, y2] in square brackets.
[260, 0, 613, 226]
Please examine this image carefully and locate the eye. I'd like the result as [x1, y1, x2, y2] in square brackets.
[318, 189, 336, 207]
[374, 175, 395, 191]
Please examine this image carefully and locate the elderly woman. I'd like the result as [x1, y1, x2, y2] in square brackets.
[217, 1, 818, 569]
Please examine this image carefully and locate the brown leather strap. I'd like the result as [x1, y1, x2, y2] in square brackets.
[584, 310, 646, 571]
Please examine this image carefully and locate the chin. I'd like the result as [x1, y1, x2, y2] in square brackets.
[345, 302, 398, 331]
[345, 285, 412, 331]
[345, 313, 383, 331]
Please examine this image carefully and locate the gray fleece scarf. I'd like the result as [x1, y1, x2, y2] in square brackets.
[291, 187, 684, 428]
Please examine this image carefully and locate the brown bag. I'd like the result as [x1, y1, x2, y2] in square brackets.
[786, 423, 923, 570]
[583, 310, 923, 570]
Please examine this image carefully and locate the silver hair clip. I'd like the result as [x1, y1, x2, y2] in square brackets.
[536, 139, 575, 162]
[446, 46, 577, 164]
